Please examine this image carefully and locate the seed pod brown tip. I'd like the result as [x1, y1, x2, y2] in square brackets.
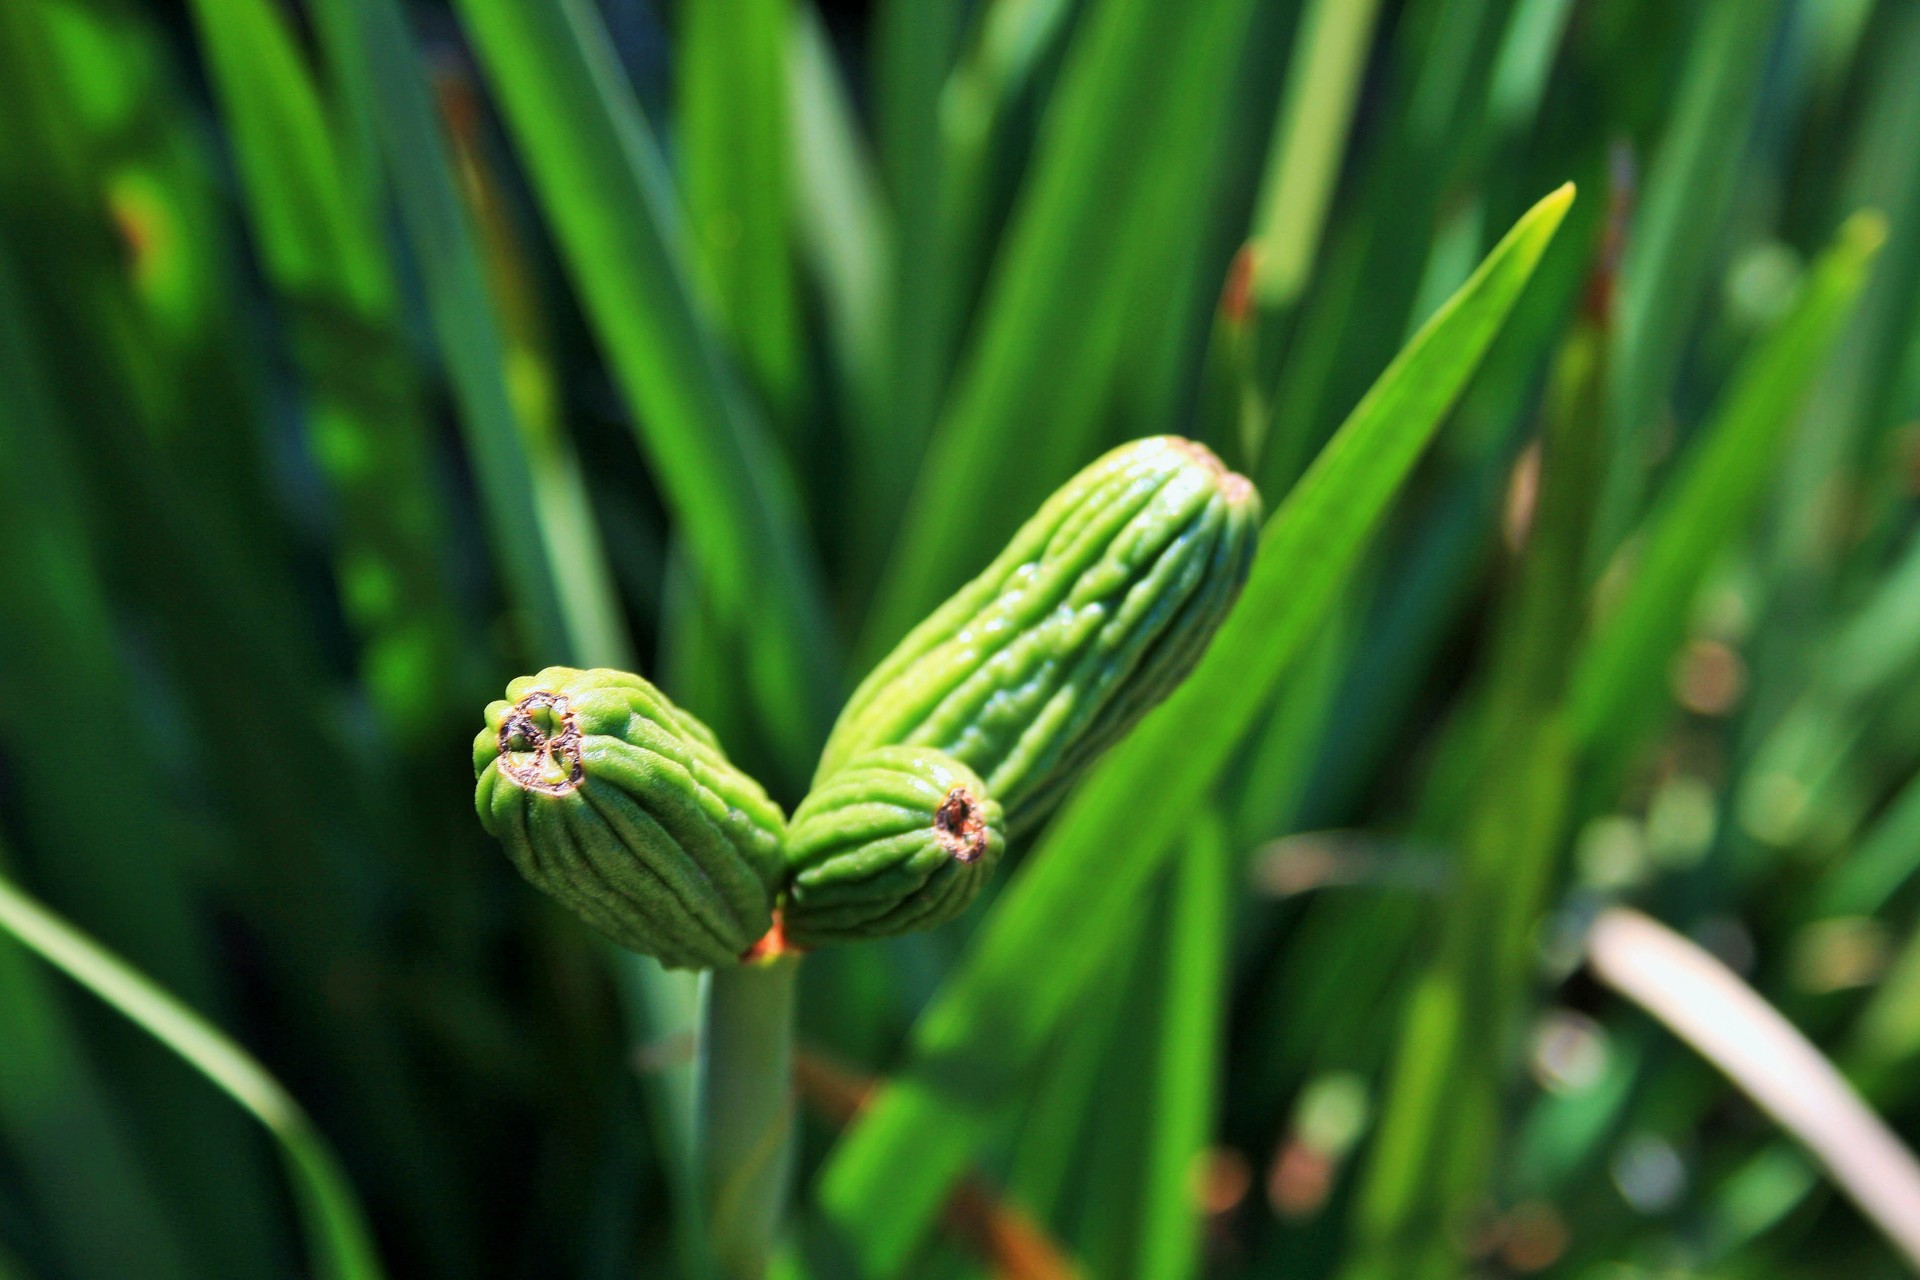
[934, 787, 990, 864]
[496, 691, 584, 795]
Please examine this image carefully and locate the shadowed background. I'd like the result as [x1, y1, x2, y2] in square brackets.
[3, 0, 1920, 1277]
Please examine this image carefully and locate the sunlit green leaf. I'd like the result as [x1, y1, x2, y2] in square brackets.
[818, 184, 1573, 1275]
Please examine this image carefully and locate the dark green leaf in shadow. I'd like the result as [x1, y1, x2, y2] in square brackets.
[1569, 211, 1886, 773]
[0, 871, 387, 1280]
[450, 0, 839, 773]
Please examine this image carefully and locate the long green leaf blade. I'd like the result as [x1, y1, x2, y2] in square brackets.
[309, 0, 574, 663]
[1249, 0, 1386, 310]
[0, 842, 194, 1280]
[788, 11, 891, 456]
[0, 872, 386, 1280]
[182, 0, 469, 739]
[1594, 0, 1786, 559]
[1569, 210, 1886, 760]
[451, 0, 838, 772]
[305, 9, 709, 1271]
[869, 0, 968, 486]
[862, 0, 1259, 654]
[680, 0, 803, 424]
[817, 182, 1574, 1275]
[1130, 815, 1231, 1280]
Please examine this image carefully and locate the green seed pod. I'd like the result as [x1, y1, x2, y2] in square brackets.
[820, 436, 1260, 833]
[782, 746, 1005, 946]
[473, 666, 785, 969]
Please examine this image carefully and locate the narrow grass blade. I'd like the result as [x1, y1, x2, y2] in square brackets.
[1130, 814, 1231, 1280]
[309, 0, 572, 662]
[863, 0, 1260, 654]
[1569, 211, 1885, 765]
[180, 0, 385, 300]
[308, 6, 706, 1267]
[1343, 719, 1573, 1280]
[680, 0, 804, 424]
[1230, 599, 1356, 845]
[788, 11, 892, 477]
[1003, 851, 1217, 1280]
[871, 0, 968, 210]
[1249, 0, 1386, 310]
[1588, 908, 1920, 1270]
[817, 184, 1573, 1275]
[869, 0, 968, 473]
[931, 0, 1081, 351]
[1343, 278, 1611, 1277]
[0, 848, 194, 1280]
[1487, 0, 1576, 132]
[1003, 911, 1147, 1221]
[1255, 0, 1523, 497]
[1740, 520, 1920, 856]
[1594, 0, 1785, 560]
[1849, 922, 1920, 1100]
[1814, 767, 1920, 918]
[451, 0, 839, 772]
[182, 0, 470, 739]
[1059, 911, 1169, 1279]
[0, 872, 386, 1280]
[0, 227, 291, 1280]
[1770, 2, 1920, 582]
[1826, 533, 1920, 698]
[434, 66, 633, 672]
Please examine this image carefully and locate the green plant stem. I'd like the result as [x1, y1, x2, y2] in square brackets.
[0, 869, 385, 1280]
[699, 954, 800, 1280]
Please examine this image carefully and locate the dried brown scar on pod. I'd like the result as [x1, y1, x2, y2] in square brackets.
[934, 788, 989, 864]
[498, 691, 585, 795]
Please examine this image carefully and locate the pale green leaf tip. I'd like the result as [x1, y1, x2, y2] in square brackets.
[1532, 180, 1576, 228]
[1489, 182, 1572, 273]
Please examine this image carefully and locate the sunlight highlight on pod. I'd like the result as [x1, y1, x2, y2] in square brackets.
[819, 436, 1262, 835]
[474, 666, 786, 969]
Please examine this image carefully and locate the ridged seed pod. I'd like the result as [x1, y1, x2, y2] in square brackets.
[473, 666, 785, 969]
[782, 746, 1005, 946]
[820, 436, 1261, 834]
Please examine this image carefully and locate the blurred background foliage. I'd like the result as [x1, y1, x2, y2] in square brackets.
[1, 0, 1919, 1277]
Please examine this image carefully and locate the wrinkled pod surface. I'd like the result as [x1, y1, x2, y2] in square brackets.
[821, 436, 1261, 835]
[474, 666, 785, 969]
[782, 746, 1005, 946]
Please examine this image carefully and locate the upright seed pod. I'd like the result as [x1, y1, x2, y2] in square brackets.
[820, 436, 1261, 834]
[473, 666, 785, 969]
[782, 746, 1005, 946]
